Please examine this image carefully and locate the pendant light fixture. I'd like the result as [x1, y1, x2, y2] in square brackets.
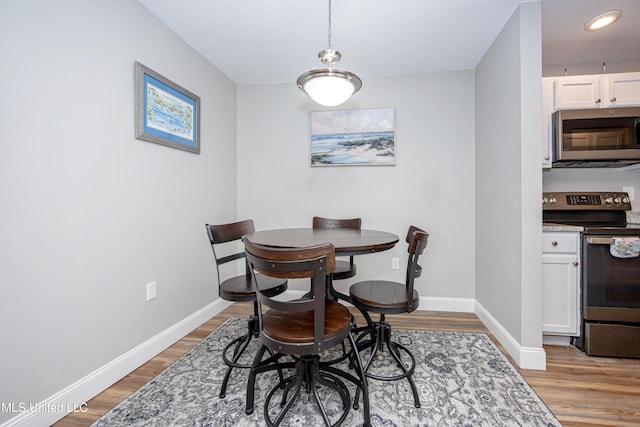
[297, 0, 362, 107]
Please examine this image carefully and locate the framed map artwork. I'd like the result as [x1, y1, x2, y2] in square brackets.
[134, 61, 200, 154]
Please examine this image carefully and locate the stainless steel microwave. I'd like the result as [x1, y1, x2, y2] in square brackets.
[552, 107, 640, 168]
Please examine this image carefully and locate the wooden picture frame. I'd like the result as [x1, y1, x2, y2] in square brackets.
[134, 61, 200, 154]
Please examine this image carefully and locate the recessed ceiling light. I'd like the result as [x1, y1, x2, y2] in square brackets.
[584, 10, 622, 31]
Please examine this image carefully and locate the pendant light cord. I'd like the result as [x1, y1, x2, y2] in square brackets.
[327, 0, 333, 50]
[296, 0, 362, 106]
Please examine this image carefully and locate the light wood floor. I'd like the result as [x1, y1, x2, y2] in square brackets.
[55, 303, 640, 427]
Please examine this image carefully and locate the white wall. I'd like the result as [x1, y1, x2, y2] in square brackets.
[543, 59, 640, 78]
[236, 72, 477, 303]
[0, 0, 236, 423]
[518, 1, 545, 351]
[475, 2, 544, 366]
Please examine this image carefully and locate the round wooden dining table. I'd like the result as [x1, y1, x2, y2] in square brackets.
[242, 228, 399, 256]
[243, 228, 399, 303]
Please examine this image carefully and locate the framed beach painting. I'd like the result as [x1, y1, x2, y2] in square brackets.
[310, 107, 395, 166]
[134, 61, 200, 154]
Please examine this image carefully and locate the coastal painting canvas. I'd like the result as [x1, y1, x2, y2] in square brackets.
[310, 108, 395, 166]
[134, 62, 200, 154]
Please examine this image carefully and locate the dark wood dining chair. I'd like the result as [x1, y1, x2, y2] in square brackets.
[242, 239, 370, 427]
[348, 225, 429, 408]
[312, 216, 362, 280]
[205, 220, 288, 398]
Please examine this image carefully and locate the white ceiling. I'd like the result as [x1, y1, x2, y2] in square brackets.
[138, 0, 640, 85]
[542, 0, 639, 68]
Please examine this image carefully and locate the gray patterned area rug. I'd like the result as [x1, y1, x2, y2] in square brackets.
[93, 318, 560, 427]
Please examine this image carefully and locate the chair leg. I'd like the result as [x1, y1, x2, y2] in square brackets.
[268, 363, 305, 427]
[262, 355, 355, 427]
[348, 332, 371, 426]
[355, 315, 421, 408]
[219, 313, 259, 398]
[278, 373, 298, 406]
[244, 344, 268, 415]
[317, 336, 371, 426]
[246, 347, 292, 416]
[219, 334, 249, 398]
[314, 372, 353, 425]
[382, 327, 421, 408]
[221, 302, 286, 399]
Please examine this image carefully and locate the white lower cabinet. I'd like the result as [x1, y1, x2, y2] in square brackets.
[542, 232, 580, 336]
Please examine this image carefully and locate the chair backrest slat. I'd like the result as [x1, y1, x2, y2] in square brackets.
[313, 216, 361, 268]
[405, 226, 429, 311]
[207, 219, 255, 245]
[205, 219, 256, 284]
[215, 252, 245, 266]
[243, 238, 336, 350]
[313, 216, 361, 230]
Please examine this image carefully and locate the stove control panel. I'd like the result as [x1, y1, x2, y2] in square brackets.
[543, 192, 631, 210]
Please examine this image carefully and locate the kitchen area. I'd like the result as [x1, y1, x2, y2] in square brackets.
[542, 188, 640, 357]
[540, 0, 640, 359]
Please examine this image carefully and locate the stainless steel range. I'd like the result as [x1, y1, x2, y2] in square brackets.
[543, 191, 640, 358]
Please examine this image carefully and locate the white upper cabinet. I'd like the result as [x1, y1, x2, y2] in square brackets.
[608, 73, 640, 106]
[554, 75, 601, 109]
[554, 72, 640, 109]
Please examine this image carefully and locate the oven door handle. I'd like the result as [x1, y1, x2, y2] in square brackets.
[587, 236, 640, 245]
[587, 237, 614, 245]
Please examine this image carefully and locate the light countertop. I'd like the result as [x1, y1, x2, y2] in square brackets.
[542, 223, 583, 232]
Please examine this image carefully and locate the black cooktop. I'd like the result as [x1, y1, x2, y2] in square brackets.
[543, 209, 627, 227]
[543, 210, 640, 235]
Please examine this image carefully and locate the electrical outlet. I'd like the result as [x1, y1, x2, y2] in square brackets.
[391, 257, 400, 270]
[146, 281, 157, 301]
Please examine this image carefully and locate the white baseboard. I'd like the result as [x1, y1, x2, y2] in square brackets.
[290, 290, 474, 313]
[419, 296, 475, 313]
[2, 294, 546, 426]
[1, 298, 232, 427]
[474, 301, 547, 371]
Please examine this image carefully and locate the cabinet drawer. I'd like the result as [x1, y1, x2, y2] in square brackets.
[542, 233, 579, 253]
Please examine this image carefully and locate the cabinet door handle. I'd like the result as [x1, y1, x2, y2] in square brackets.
[551, 241, 558, 246]
[595, 98, 602, 104]
[611, 96, 617, 102]
[573, 261, 579, 267]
